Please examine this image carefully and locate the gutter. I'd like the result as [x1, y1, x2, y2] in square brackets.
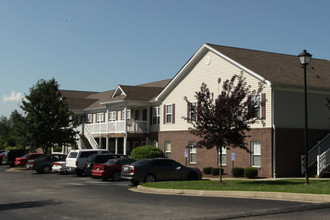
[272, 86, 276, 178]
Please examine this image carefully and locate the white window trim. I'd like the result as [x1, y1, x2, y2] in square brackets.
[97, 113, 104, 123]
[190, 101, 197, 123]
[152, 107, 160, 125]
[165, 141, 171, 159]
[251, 142, 261, 167]
[189, 142, 196, 164]
[218, 146, 227, 166]
[122, 109, 131, 120]
[166, 104, 172, 124]
[87, 114, 92, 123]
[109, 111, 116, 121]
[251, 94, 261, 118]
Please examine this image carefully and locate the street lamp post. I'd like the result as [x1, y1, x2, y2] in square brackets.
[298, 50, 312, 185]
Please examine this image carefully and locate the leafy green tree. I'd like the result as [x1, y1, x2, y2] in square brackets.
[184, 72, 265, 183]
[130, 145, 164, 161]
[20, 78, 77, 153]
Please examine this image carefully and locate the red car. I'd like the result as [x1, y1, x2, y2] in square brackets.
[0, 152, 5, 163]
[14, 153, 43, 166]
[92, 158, 135, 181]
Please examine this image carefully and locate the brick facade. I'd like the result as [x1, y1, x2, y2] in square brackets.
[158, 128, 273, 177]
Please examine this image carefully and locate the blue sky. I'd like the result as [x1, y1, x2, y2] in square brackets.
[1, 0, 329, 117]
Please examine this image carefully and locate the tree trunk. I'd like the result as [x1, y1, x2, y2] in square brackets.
[219, 146, 223, 184]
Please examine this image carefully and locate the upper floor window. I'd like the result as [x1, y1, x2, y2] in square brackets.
[86, 114, 92, 123]
[164, 104, 175, 124]
[152, 107, 160, 125]
[109, 111, 116, 121]
[250, 93, 266, 119]
[134, 109, 140, 120]
[97, 113, 104, 123]
[187, 101, 197, 123]
[122, 109, 131, 120]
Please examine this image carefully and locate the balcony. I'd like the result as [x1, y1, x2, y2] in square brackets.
[85, 120, 148, 135]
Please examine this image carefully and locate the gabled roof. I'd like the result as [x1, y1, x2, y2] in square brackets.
[206, 43, 330, 89]
[156, 43, 330, 101]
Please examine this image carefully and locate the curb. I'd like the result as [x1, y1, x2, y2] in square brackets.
[134, 185, 330, 203]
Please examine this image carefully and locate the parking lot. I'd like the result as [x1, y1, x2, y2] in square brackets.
[1, 165, 330, 220]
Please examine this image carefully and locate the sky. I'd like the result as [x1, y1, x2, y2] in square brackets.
[1, 0, 329, 118]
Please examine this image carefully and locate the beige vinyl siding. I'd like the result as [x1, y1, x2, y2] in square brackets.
[274, 88, 330, 129]
[160, 51, 272, 131]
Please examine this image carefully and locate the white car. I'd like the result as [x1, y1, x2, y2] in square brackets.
[52, 161, 68, 174]
[66, 149, 110, 176]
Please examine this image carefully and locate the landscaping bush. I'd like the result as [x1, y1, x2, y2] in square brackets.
[130, 145, 164, 161]
[244, 167, 258, 178]
[231, 167, 244, 177]
[211, 167, 224, 175]
[203, 167, 212, 174]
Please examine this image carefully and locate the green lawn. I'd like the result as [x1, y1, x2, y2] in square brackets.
[143, 179, 330, 195]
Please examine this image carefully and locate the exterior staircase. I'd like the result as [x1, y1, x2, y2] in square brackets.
[75, 124, 99, 150]
[302, 133, 330, 177]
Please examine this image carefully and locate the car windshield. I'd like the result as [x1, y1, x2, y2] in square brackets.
[106, 159, 117, 165]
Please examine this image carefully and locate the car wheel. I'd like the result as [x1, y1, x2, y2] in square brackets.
[144, 174, 156, 183]
[187, 172, 198, 180]
[42, 165, 51, 174]
[111, 171, 121, 181]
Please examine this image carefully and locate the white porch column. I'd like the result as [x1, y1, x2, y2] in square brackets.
[115, 138, 118, 154]
[147, 105, 150, 133]
[106, 110, 109, 150]
[123, 106, 127, 155]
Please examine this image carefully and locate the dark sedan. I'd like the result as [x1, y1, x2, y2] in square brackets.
[121, 158, 202, 185]
[33, 154, 67, 174]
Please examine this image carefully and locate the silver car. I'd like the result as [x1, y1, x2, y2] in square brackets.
[121, 158, 202, 185]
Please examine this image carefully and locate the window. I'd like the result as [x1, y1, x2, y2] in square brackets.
[165, 142, 171, 159]
[109, 111, 116, 121]
[188, 101, 197, 123]
[122, 109, 131, 120]
[250, 93, 266, 119]
[86, 114, 92, 123]
[166, 105, 172, 123]
[251, 94, 261, 118]
[251, 142, 261, 167]
[189, 141, 196, 163]
[97, 113, 104, 123]
[152, 107, 160, 125]
[142, 109, 148, 121]
[218, 146, 226, 165]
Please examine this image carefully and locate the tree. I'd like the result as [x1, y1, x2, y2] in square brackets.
[184, 72, 265, 183]
[21, 78, 77, 153]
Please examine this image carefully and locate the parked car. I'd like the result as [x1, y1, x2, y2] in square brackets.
[65, 149, 110, 176]
[92, 158, 136, 181]
[33, 154, 67, 174]
[2, 149, 29, 167]
[84, 153, 128, 176]
[52, 161, 68, 174]
[14, 153, 43, 166]
[0, 152, 6, 163]
[121, 158, 202, 185]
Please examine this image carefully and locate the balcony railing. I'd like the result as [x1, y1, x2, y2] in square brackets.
[86, 120, 148, 135]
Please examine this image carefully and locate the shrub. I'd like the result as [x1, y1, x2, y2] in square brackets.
[244, 167, 258, 178]
[211, 167, 224, 175]
[203, 167, 212, 174]
[231, 167, 244, 177]
[130, 145, 164, 161]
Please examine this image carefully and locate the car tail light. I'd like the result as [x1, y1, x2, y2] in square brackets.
[76, 161, 78, 167]
[53, 162, 62, 166]
[130, 166, 135, 174]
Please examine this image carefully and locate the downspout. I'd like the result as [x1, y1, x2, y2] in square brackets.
[272, 87, 276, 178]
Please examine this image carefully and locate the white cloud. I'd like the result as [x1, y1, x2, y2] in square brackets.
[3, 91, 24, 103]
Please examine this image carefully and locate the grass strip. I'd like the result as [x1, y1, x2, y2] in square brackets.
[143, 179, 330, 195]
